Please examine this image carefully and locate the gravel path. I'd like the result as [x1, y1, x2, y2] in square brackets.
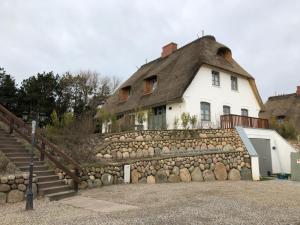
[1, 180, 300, 225]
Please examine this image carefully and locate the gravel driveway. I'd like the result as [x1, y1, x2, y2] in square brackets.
[1, 180, 300, 225]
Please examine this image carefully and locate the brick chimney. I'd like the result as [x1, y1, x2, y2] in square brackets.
[161, 42, 177, 58]
[297, 86, 300, 96]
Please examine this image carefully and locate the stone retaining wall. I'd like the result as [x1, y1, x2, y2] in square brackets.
[55, 129, 252, 189]
[0, 173, 37, 204]
[95, 129, 245, 161]
[57, 149, 252, 190]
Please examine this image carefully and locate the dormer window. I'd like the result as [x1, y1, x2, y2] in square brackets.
[119, 86, 132, 102]
[144, 76, 157, 95]
[217, 47, 233, 63]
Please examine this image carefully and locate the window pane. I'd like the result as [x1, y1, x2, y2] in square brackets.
[212, 71, 220, 86]
[201, 102, 211, 121]
[223, 106, 230, 115]
[231, 76, 238, 90]
[241, 109, 248, 116]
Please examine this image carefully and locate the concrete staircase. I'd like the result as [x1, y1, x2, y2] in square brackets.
[0, 128, 76, 201]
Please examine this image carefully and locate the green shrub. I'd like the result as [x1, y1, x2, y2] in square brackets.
[190, 115, 198, 129]
[269, 119, 298, 140]
[181, 112, 191, 130]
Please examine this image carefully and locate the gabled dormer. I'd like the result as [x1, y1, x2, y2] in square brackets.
[119, 86, 132, 102]
[143, 75, 157, 95]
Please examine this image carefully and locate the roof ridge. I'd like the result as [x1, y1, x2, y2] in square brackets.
[140, 35, 218, 68]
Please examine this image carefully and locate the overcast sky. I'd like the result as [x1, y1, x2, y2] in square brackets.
[0, 0, 299, 101]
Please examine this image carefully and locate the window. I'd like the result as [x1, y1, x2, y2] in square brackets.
[212, 70, 220, 86]
[119, 86, 131, 102]
[223, 105, 231, 115]
[277, 115, 285, 124]
[241, 108, 248, 116]
[231, 76, 238, 91]
[201, 102, 211, 121]
[144, 76, 157, 94]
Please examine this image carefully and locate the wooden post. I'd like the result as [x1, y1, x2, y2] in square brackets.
[9, 118, 14, 134]
[40, 140, 45, 161]
[74, 168, 79, 192]
[230, 115, 234, 128]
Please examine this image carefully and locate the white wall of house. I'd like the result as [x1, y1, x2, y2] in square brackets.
[244, 128, 297, 174]
[168, 65, 261, 128]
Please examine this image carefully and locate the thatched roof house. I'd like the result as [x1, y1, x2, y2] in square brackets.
[99, 35, 263, 131]
[101, 35, 262, 115]
[260, 86, 300, 131]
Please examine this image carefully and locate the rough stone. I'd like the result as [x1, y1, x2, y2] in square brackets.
[148, 147, 155, 157]
[223, 144, 234, 151]
[162, 146, 170, 154]
[138, 177, 147, 183]
[172, 166, 180, 176]
[131, 169, 139, 184]
[168, 174, 181, 183]
[180, 168, 191, 182]
[0, 177, 8, 184]
[0, 192, 6, 204]
[117, 151, 123, 159]
[240, 167, 252, 180]
[203, 170, 216, 181]
[101, 173, 114, 185]
[94, 179, 102, 187]
[103, 154, 112, 159]
[96, 153, 103, 159]
[214, 162, 228, 180]
[17, 184, 26, 191]
[123, 152, 129, 159]
[135, 136, 144, 141]
[79, 181, 88, 189]
[0, 184, 10, 192]
[155, 169, 168, 183]
[191, 167, 203, 182]
[7, 190, 24, 203]
[147, 175, 155, 184]
[228, 169, 241, 180]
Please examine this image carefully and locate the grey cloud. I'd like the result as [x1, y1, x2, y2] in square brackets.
[0, 0, 299, 101]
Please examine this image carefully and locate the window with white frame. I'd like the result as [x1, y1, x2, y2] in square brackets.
[223, 105, 231, 115]
[212, 70, 220, 86]
[201, 102, 211, 121]
[231, 76, 238, 91]
[241, 108, 248, 116]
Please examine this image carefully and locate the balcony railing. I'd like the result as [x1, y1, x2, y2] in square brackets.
[220, 114, 269, 129]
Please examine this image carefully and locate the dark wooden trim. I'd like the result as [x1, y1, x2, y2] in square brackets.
[220, 114, 269, 129]
[0, 104, 82, 184]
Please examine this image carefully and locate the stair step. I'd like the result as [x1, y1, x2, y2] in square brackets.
[40, 185, 71, 196]
[0, 141, 22, 146]
[46, 190, 76, 201]
[38, 175, 59, 182]
[19, 165, 49, 172]
[14, 161, 45, 167]
[9, 157, 39, 162]
[6, 152, 31, 157]
[33, 170, 55, 176]
[38, 180, 65, 189]
[0, 148, 29, 153]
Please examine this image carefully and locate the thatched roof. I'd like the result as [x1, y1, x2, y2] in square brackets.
[100, 35, 262, 115]
[260, 93, 300, 130]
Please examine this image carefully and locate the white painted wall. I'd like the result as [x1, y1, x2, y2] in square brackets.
[244, 128, 297, 174]
[174, 65, 261, 128]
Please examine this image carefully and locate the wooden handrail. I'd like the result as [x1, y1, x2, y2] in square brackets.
[220, 114, 269, 129]
[0, 104, 82, 184]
